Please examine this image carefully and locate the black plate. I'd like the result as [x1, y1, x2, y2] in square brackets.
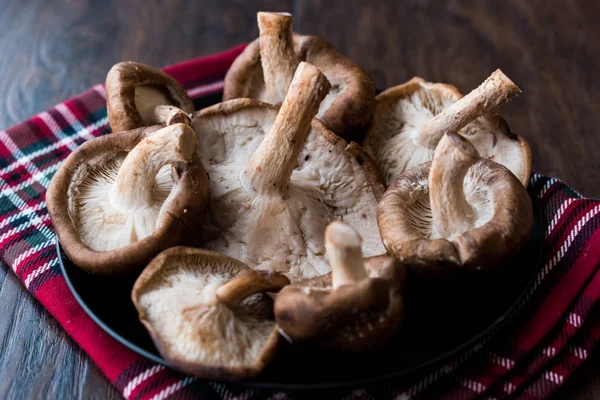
[58, 184, 543, 390]
[58, 91, 544, 389]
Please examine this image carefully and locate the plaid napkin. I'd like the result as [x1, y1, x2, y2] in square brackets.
[1, 44, 599, 400]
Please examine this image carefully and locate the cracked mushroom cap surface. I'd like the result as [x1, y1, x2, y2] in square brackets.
[193, 62, 386, 283]
[377, 132, 533, 274]
[106, 61, 194, 132]
[132, 247, 290, 380]
[47, 124, 209, 275]
[223, 12, 375, 140]
[274, 221, 405, 351]
[363, 70, 531, 187]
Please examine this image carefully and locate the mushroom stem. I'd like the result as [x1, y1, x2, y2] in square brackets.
[258, 12, 300, 104]
[110, 123, 196, 210]
[241, 62, 330, 195]
[416, 70, 521, 149]
[429, 133, 480, 238]
[325, 221, 368, 289]
[216, 270, 290, 308]
[153, 105, 191, 126]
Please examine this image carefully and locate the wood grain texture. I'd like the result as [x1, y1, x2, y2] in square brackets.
[0, 0, 599, 399]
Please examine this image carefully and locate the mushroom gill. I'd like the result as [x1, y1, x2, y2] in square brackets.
[364, 70, 531, 187]
[193, 62, 385, 283]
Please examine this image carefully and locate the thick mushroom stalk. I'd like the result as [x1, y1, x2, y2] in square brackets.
[216, 270, 290, 308]
[429, 133, 480, 238]
[258, 12, 299, 104]
[223, 12, 375, 141]
[241, 62, 331, 194]
[325, 221, 368, 289]
[417, 70, 521, 149]
[111, 123, 196, 210]
[135, 87, 192, 127]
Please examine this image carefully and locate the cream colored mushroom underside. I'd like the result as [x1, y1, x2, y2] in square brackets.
[135, 86, 170, 125]
[245, 68, 343, 120]
[69, 153, 174, 251]
[405, 168, 494, 240]
[370, 89, 526, 186]
[193, 108, 384, 283]
[138, 264, 274, 367]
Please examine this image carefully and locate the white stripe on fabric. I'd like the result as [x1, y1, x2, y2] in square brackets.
[55, 103, 97, 141]
[530, 173, 543, 185]
[187, 80, 225, 98]
[568, 312, 582, 327]
[547, 198, 575, 238]
[530, 204, 600, 293]
[12, 238, 54, 273]
[123, 365, 165, 399]
[0, 201, 46, 233]
[38, 111, 79, 152]
[0, 116, 108, 178]
[539, 178, 558, 198]
[0, 131, 49, 188]
[543, 371, 564, 384]
[0, 174, 55, 248]
[24, 258, 58, 288]
[0, 213, 50, 247]
[459, 377, 486, 393]
[569, 345, 588, 359]
[488, 352, 515, 369]
[148, 377, 196, 400]
[542, 346, 557, 357]
[1, 162, 60, 196]
[503, 382, 516, 394]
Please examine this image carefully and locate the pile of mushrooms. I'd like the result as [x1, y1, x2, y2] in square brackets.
[47, 9, 536, 381]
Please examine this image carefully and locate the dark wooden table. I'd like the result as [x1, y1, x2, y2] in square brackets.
[1, 1, 599, 398]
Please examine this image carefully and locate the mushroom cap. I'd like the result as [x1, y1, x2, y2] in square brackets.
[192, 99, 386, 283]
[377, 133, 533, 274]
[47, 125, 209, 275]
[363, 77, 532, 186]
[106, 61, 194, 132]
[223, 34, 376, 140]
[274, 255, 405, 351]
[131, 247, 284, 380]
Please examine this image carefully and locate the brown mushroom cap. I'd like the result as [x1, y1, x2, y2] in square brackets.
[132, 247, 290, 380]
[106, 62, 194, 132]
[193, 62, 385, 283]
[47, 124, 209, 275]
[377, 132, 533, 274]
[363, 70, 531, 187]
[274, 221, 405, 351]
[223, 12, 375, 140]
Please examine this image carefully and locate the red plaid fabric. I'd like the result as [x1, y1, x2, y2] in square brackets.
[1, 44, 599, 400]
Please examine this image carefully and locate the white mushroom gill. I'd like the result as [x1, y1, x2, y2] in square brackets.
[193, 65, 384, 283]
[139, 267, 274, 367]
[73, 124, 195, 251]
[370, 87, 455, 186]
[368, 71, 526, 186]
